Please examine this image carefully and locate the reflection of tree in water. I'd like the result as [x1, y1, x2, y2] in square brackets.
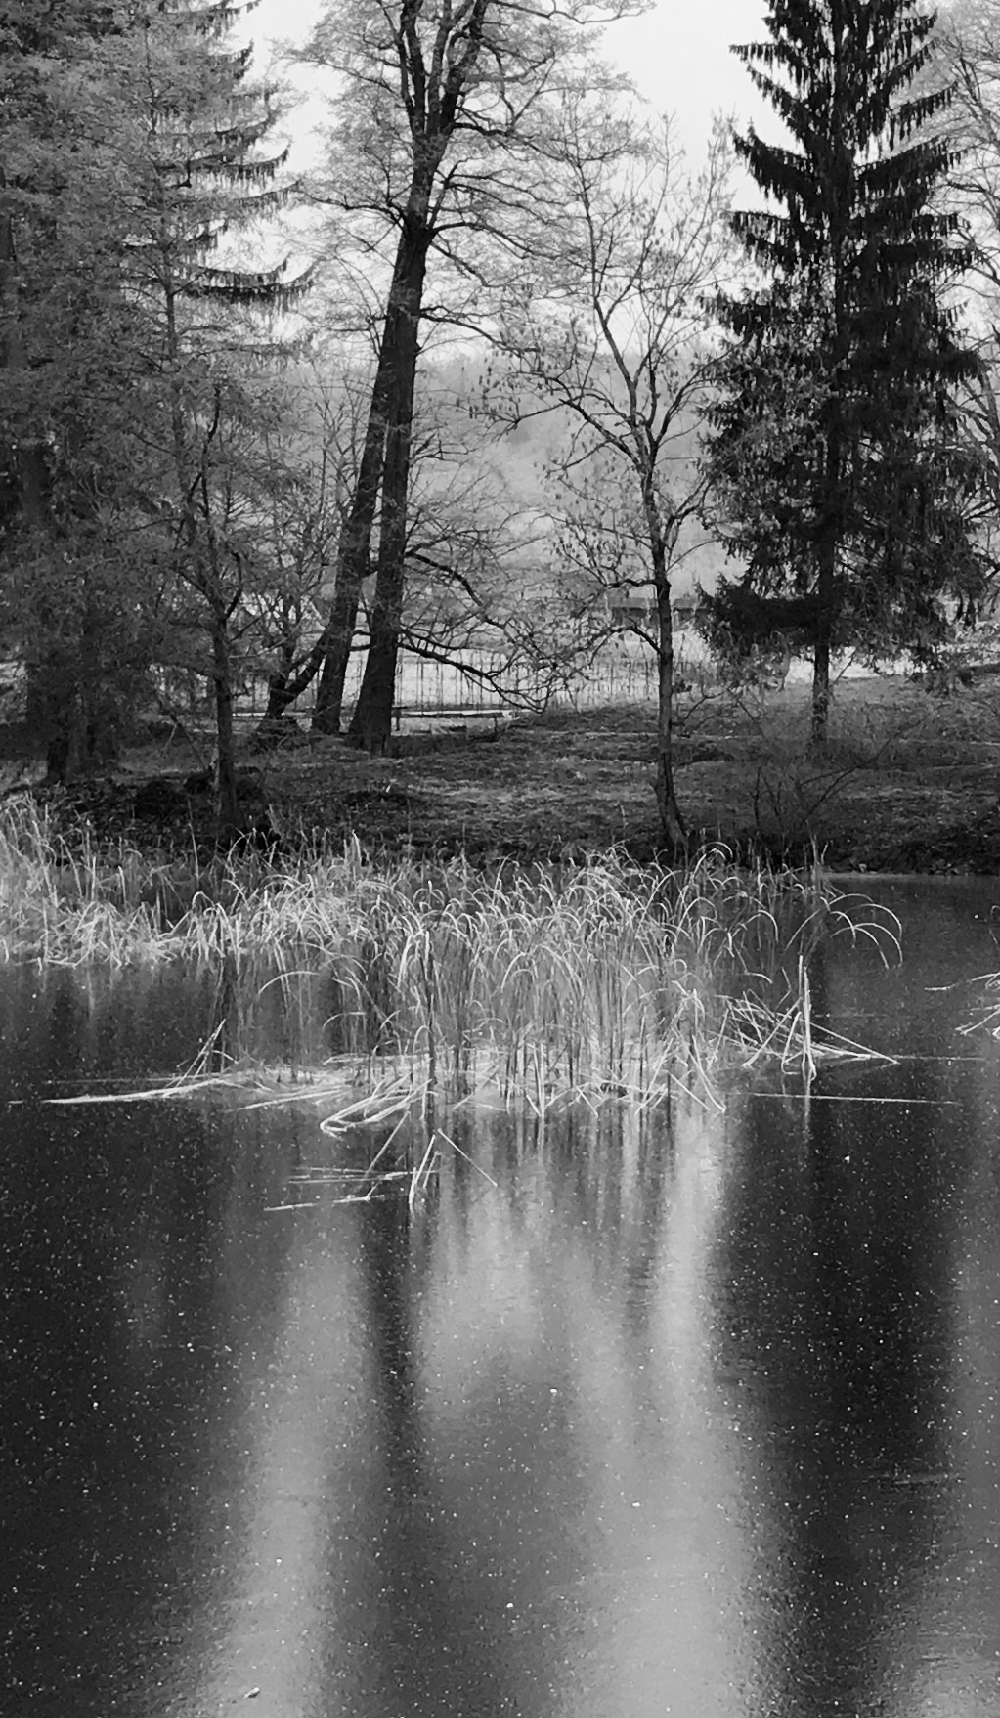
[443, 1101, 677, 1392]
[550, 1101, 675, 1347]
[344, 1102, 678, 1718]
[352, 1189, 524, 1717]
[710, 1066, 964, 1714]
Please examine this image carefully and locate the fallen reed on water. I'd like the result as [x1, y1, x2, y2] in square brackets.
[0, 795, 899, 1108]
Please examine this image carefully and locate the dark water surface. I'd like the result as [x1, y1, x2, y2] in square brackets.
[3, 882, 1000, 1717]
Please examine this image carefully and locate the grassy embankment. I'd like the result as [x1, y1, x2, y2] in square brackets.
[0, 797, 898, 1116]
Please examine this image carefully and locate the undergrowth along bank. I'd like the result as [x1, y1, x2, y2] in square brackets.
[0, 797, 900, 1107]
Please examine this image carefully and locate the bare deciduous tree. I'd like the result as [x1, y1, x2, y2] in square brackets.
[493, 103, 736, 843]
[297, 0, 646, 752]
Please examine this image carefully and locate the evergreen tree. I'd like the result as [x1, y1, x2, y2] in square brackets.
[110, 0, 309, 833]
[2, 0, 307, 815]
[703, 0, 983, 743]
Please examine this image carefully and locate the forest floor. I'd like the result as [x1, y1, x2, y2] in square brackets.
[7, 669, 1000, 874]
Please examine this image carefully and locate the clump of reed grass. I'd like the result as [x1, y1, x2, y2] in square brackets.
[0, 795, 359, 967]
[319, 845, 896, 1103]
[4, 793, 900, 1110]
[0, 796, 172, 966]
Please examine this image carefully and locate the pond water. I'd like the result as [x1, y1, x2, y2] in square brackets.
[3, 881, 1000, 1718]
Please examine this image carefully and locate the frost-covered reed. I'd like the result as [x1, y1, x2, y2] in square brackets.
[0, 797, 897, 1104]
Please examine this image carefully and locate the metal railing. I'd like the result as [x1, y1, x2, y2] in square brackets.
[238, 636, 699, 726]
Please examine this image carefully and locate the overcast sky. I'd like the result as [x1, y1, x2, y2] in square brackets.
[240, 0, 773, 165]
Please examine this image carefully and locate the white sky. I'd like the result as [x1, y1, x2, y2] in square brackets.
[241, 0, 773, 164]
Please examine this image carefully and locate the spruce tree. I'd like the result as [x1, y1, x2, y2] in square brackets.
[115, 0, 310, 830]
[704, 0, 983, 743]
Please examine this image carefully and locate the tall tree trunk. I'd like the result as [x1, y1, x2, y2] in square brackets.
[27, 640, 83, 783]
[813, 56, 849, 756]
[311, 298, 403, 735]
[311, 551, 368, 735]
[812, 430, 842, 749]
[347, 424, 409, 752]
[638, 478, 686, 846]
[262, 664, 296, 723]
[211, 607, 240, 841]
[811, 624, 832, 749]
[260, 630, 304, 726]
[2, 185, 77, 779]
[653, 567, 685, 849]
[310, 3, 493, 738]
[169, 342, 240, 839]
[349, 229, 428, 753]
[17, 462, 83, 781]
[257, 628, 331, 727]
